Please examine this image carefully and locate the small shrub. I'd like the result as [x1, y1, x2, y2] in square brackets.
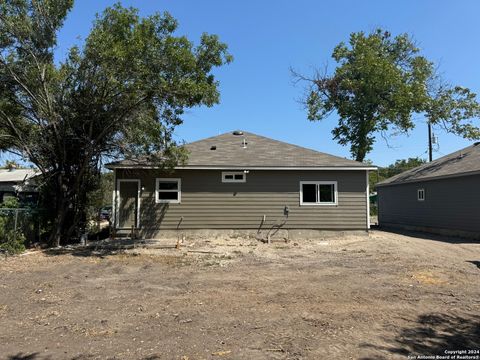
[0, 229, 26, 254]
[0, 198, 27, 254]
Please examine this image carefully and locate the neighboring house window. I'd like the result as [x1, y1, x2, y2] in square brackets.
[300, 181, 337, 205]
[156, 178, 181, 203]
[417, 188, 425, 201]
[222, 171, 246, 183]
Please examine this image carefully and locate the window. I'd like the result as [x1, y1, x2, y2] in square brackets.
[300, 181, 337, 206]
[222, 171, 246, 183]
[156, 178, 181, 203]
[417, 188, 425, 201]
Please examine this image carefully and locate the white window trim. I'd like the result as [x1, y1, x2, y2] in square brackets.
[366, 170, 370, 229]
[222, 171, 246, 183]
[155, 178, 181, 204]
[417, 188, 425, 201]
[299, 181, 338, 206]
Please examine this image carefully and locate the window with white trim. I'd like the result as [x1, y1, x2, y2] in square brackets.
[222, 171, 246, 183]
[417, 188, 425, 201]
[300, 181, 337, 205]
[156, 178, 181, 203]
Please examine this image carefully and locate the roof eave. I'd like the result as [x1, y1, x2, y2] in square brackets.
[106, 164, 377, 171]
[376, 169, 480, 187]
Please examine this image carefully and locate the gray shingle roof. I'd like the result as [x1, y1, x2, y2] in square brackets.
[107, 131, 373, 169]
[377, 142, 480, 186]
[0, 168, 37, 183]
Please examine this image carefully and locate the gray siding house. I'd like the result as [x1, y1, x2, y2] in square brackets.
[106, 131, 375, 239]
[0, 168, 38, 203]
[377, 142, 480, 240]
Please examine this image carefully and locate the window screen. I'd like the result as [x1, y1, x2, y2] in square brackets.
[319, 184, 334, 203]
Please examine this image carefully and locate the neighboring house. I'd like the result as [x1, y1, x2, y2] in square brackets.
[377, 142, 480, 240]
[106, 131, 375, 239]
[0, 168, 38, 204]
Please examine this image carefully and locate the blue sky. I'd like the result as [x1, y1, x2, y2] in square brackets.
[12, 1, 480, 166]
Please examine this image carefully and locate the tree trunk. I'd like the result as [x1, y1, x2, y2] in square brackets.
[355, 150, 367, 163]
[355, 137, 368, 162]
[48, 173, 69, 247]
[47, 168, 92, 246]
[50, 203, 67, 247]
[354, 114, 372, 163]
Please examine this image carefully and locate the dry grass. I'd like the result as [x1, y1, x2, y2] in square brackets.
[0, 230, 479, 359]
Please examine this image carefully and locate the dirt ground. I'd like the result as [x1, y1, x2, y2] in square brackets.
[1, 230, 479, 360]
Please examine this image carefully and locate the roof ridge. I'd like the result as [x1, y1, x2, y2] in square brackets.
[107, 130, 376, 169]
[183, 131, 235, 146]
[185, 130, 365, 166]
[238, 131, 365, 165]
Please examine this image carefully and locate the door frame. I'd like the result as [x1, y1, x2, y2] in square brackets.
[115, 179, 141, 229]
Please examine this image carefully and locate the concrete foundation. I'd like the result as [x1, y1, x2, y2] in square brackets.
[130, 228, 369, 242]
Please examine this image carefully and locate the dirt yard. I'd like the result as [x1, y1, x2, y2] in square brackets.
[1, 230, 479, 360]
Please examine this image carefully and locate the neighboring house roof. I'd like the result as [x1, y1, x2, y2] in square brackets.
[0, 168, 37, 183]
[107, 131, 375, 170]
[377, 142, 480, 187]
[0, 169, 38, 191]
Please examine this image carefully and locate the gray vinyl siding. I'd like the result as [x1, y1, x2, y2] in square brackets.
[116, 169, 368, 231]
[378, 174, 480, 233]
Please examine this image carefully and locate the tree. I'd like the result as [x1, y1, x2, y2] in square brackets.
[86, 171, 113, 219]
[426, 83, 480, 140]
[1, 160, 20, 169]
[0, 1, 232, 246]
[294, 29, 480, 162]
[369, 157, 427, 191]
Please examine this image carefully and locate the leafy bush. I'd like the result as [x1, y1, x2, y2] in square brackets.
[0, 198, 27, 254]
[0, 228, 26, 254]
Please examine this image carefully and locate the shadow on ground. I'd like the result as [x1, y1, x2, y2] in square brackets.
[467, 260, 480, 269]
[7, 353, 163, 360]
[42, 238, 169, 258]
[43, 246, 126, 258]
[7, 354, 44, 360]
[360, 312, 480, 359]
[378, 227, 480, 244]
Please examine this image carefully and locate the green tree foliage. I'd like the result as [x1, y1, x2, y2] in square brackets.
[369, 157, 427, 191]
[86, 172, 113, 219]
[1, 160, 20, 169]
[295, 29, 480, 162]
[0, 198, 26, 254]
[426, 84, 480, 140]
[0, 1, 232, 246]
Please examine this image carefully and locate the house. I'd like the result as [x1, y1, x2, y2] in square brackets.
[106, 131, 375, 239]
[377, 142, 480, 240]
[0, 167, 38, 204]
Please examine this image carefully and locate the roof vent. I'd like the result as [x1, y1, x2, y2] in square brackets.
[210, 145, 217, 150]
[232, 130, 243, 136]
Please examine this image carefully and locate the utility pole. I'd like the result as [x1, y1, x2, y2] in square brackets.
[428, 122, 433, 162]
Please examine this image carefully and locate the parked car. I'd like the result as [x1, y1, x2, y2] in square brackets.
[99, 206, 112, 221]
